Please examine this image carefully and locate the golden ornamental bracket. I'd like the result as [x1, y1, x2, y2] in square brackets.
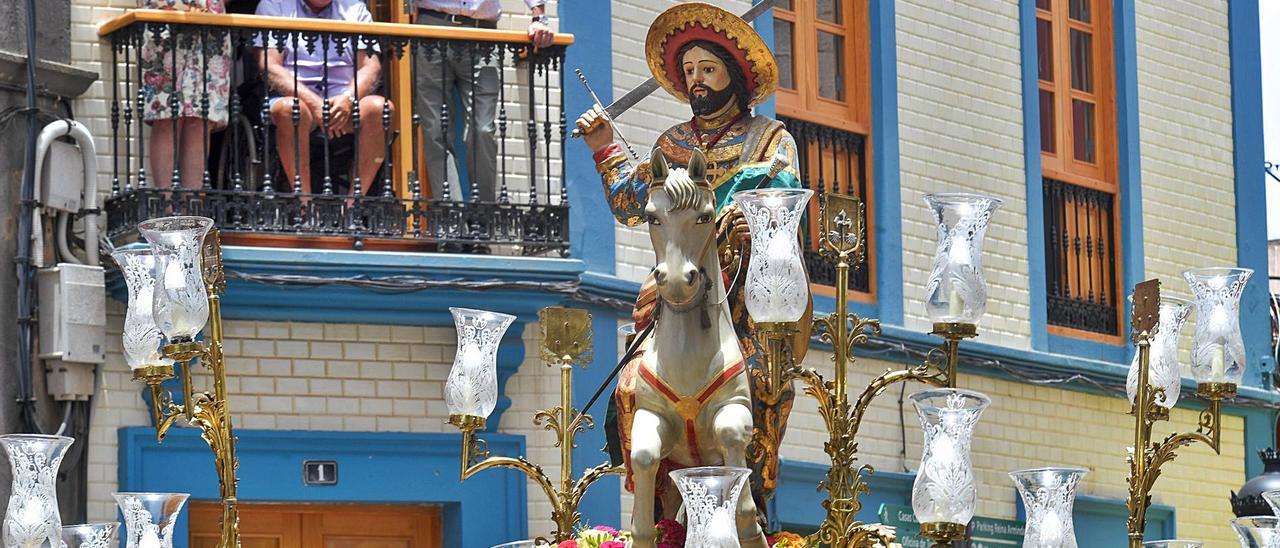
[756, 194, 978, 547]
[135, 229, 241, 548]
[1124, 279, 1227, 548]
[453, 307, 621, 544]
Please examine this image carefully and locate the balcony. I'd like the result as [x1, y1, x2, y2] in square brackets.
[780, 115, 871, 294]
[100, 10, 572, 255]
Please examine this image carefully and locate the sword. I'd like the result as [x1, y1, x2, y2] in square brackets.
[576, 68, 640, 162]
[571, 0, 776, 136]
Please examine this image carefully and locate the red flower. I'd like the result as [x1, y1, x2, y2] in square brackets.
[556, 541, 578, 548]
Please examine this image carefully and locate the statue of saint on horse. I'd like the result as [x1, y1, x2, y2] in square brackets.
[574, 3, 813, 546]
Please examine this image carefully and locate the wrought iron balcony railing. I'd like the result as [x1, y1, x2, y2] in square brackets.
[100, 10, 572, 254]
[1043, 176, 1119, 336]
[780, 116, 871, 293]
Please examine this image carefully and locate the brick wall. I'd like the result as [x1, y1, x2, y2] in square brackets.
[1135, 0, 1236, 284]
[1135, 0, 1237, 371]
[895, 0, 1031, 349]
[89, 303, 469, 521]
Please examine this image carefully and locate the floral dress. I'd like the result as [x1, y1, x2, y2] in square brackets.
[139, 0, 232, 129]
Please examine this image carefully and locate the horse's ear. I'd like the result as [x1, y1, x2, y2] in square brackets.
[650, 148, 669, 181]
[688, 148, 707, 181]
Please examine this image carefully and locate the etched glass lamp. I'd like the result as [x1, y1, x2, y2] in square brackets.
[669, 466, 751, 548]
[61, 523, 119, 548]
[138, 217, 213, 343]
[923, 193, 1002, 325]
[733, 188, 814, 324]
[111, 248, 173, 372]
[1232, 516, 1280, 548]
[113, 493, 188, 548]
[1, 434, 74, 548]
[1183, 267, 1252, 391]
[445, 307, 516, 428]
[1010, 467, 1087, 548]
[1125, 294, 1192, 409]
[1265, 490, 1280, 515]
[910, 388, 991, 540]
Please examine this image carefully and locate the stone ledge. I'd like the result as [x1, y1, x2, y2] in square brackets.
[0, 49, 96, 98]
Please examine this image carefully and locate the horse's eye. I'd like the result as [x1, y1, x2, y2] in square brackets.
[696, 213, 712, 224]
[646, 214, 661, 226]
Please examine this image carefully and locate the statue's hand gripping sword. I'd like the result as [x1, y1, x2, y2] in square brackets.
[575, 68, 641, 162]
[571, 0, 776, 159]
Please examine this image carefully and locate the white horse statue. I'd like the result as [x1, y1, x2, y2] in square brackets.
[613, 149, 767, 548]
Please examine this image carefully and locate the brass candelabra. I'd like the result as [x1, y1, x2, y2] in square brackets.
[756, 193, 976, 548]
[131, 229, 241, 548]
[449, 306, 623, 544]
[1125, 279, 1228, 548]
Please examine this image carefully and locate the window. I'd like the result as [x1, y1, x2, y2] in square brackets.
[1036, 0, 1121, 338]
[775, 0, 873, 296]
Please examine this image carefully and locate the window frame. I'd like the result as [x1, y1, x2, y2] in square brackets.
[776, 0, 876, 304]
[1037, 0, 1124, 343]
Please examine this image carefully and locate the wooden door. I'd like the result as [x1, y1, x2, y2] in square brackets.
[190, 503, 442, 548]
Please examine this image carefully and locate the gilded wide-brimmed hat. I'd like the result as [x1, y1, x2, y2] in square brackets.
[645, 2, 778, 107]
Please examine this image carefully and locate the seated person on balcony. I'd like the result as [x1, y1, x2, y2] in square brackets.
[413, 0, 554, 202]
[255, 0, 391, 195]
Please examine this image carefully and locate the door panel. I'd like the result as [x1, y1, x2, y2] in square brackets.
[190, 503, 441, 548]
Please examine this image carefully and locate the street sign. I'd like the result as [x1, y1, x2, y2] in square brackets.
[878, 504, 1025, 547]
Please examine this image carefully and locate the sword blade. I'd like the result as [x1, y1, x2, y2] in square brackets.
[602, 0, 776, 120]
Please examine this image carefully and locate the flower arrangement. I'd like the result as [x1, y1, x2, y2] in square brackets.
[767, 531, 814, 547]
[555, 525, 630, 548]
[551, 522, 810, 548]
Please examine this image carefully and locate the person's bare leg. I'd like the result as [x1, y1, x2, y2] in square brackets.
[149, 119, 176, 186]
[270, 98, 314, 193]
[356, 96, 391, 195]
[178, 118, 211, 189]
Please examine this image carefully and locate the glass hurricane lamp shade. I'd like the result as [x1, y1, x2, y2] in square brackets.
[113, 493, 188, 548]
[1142, 542, 1203, 548]
[111, 248, 174, 370]
[669, 466, 751, 548]
[1, 435, 73, 548]
[137, 217, 213, 342]
[61, 523, 120, 548]
[1232, 516, 1280, 548]
[1125, 294, 1192, 409]
[1263, 490, 1280, 516]
[1183, 267, 1252, 386]
[445, 307, 516, 419]
[734, 188, 814, 324]
[923, 193, 1002, 325]
[910, 388, 991, 527]
[1010, 467, 1087, 548]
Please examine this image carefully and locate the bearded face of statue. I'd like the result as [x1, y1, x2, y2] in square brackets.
[681, 46, 739, 117]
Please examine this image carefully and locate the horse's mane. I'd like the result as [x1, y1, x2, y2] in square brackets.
[658, 167, 713, 213]
[650, 148, 712, 213]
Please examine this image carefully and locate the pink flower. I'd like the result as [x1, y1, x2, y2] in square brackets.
[557, 541, 578, 548]
[655, 519, 686, 545]
[591, 526, 619, 536]
[600, 542, 626, 548]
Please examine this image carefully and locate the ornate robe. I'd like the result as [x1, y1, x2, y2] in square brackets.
[596, 113, 811, 512]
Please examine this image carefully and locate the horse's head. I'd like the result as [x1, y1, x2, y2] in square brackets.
[645, 148, 716, 307]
